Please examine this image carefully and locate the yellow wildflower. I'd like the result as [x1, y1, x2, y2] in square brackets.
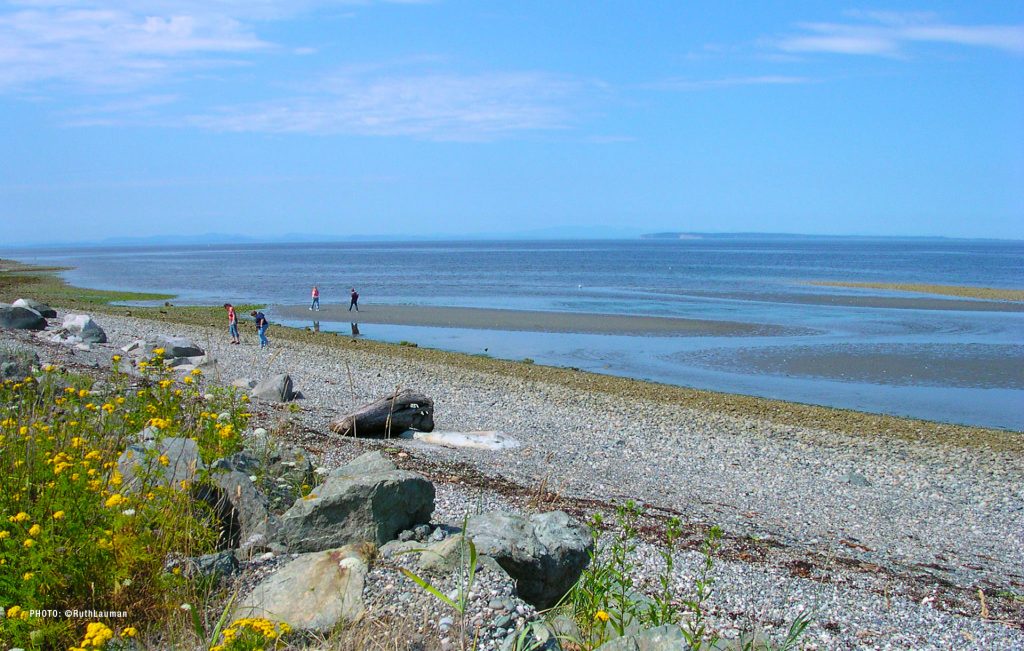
[10, 512, 30, 523]
[112, 355, 121, 362]
[53, 510, 65, 520]
[158, 454, 170, 466]
[152, 347, 165, 355]
[28, 524, 41, 537]
[78, 389, 89, 398]
[595, 610, 610, 622]
[183, 376, 193, 385]
[23, 539, 33, 548]
[0, 530, 8, 539]
[105, 493, 125, 508]
[191, 368, 202, 376]
[82, 622, 114, 648]
[120, 626, 138, 638]
[22, 572, 33, 581]
[6, 605, 22, 618]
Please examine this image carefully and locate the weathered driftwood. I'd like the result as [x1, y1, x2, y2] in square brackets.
[329, 389, 434, 438]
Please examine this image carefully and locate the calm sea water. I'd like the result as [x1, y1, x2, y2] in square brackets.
[8, 237, 1024, 430]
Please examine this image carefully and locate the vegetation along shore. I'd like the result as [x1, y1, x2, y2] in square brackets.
[1, 260, 1022, 650]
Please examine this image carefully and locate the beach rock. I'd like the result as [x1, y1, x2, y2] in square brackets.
[251, 373, 295, 402]
[212, 446, 314, 514]
[233, 545, 369, 632]
[466, 510, 591, 609]
[843, 471, 871, 487]
[125, 335, 204, 359]
[61, 314, 107, 344]
[154, 335, 204, 358]
[12, 298, 56, 318]
[594, 625, 688, 651]
[165, 551, 239, 582]
[276, 451, 434, 552]
[0, 348, 38, 378]
[117, 436, 204, 492]
[0, 306, 47, 331]
[195, 469, 275, 550]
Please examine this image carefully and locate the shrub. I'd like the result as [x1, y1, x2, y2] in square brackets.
[0, 350, 250, 648]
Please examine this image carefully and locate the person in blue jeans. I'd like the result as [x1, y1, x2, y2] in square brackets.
[250, 310, 269, 348]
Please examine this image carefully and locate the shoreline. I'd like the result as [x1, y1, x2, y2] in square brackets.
[2, 258, 1022, 444]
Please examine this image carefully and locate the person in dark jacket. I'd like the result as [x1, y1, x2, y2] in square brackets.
[349, 288, 360, 312]
[250, 310, 269, 348]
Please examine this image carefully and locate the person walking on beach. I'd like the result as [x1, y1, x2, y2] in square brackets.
[224, 303, 241, 344]
[310, 285, 320, 311]
[251, 310, 269, 348]
[349, 287, 360, 312]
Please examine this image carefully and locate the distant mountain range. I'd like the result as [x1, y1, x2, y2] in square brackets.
[2, 228, 1012, 250]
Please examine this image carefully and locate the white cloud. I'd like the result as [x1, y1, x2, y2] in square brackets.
[774, 12, 1024, 57]
[0, 5, 268, 89]
[187, 69, 579, 141]
[0, 0, 423, 91]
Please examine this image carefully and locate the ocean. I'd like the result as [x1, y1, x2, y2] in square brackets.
[7, 237, 1024, 430]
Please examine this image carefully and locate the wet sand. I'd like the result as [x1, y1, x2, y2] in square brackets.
[686, 289, 1024, 312]
[810, 281, 1024, 302]
[677, 344, 1024, 390]
[273, 304, 798, 336]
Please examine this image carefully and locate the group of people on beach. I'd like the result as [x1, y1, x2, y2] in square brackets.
[222, 304, 269, 348]
[310, 286, 359, 312]
[222, 286, 359, 349]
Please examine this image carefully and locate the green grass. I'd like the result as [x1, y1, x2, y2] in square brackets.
[0, 260, 173, 307]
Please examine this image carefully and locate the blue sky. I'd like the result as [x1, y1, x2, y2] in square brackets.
[1, 1, 1022, 244]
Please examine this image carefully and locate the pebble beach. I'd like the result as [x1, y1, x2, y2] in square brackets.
[5, 307, 1022, 650]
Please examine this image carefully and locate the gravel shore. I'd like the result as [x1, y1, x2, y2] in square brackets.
[5, 311, 1023, 650]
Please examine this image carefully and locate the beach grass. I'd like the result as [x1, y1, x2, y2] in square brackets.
[810, 280, 1024, 302]
[3, 259, 1022, 451]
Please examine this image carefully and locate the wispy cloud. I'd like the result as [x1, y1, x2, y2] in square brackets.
[0, 0, 421, 91]
[773, 11, 1024, 57]
[647, 75, 813, 92]
[186, 69, 581, 141]
[0, 5, 268, 90]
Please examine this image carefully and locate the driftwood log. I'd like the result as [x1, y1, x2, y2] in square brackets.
[329, 389, 435, 438]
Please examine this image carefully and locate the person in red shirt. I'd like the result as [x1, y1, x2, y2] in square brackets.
[310, 285, 320, 311]
[224, 303, 240, 344]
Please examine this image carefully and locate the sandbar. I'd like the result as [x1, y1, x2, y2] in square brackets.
[273, 303, 796, 337]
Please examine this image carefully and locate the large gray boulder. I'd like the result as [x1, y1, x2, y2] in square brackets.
[12, 298, 56, 318]
[233, 545, 369, 632]
[277, 451, 434, 552]
[117, 436, 204, 492]
[154, 335, 204, 358]
[467, 511, 592, 609]
[0, 306, 46, 331]
[124, 335, 204, 359]
[62, 314, 107, 344]
[251, 373, 295, 402]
